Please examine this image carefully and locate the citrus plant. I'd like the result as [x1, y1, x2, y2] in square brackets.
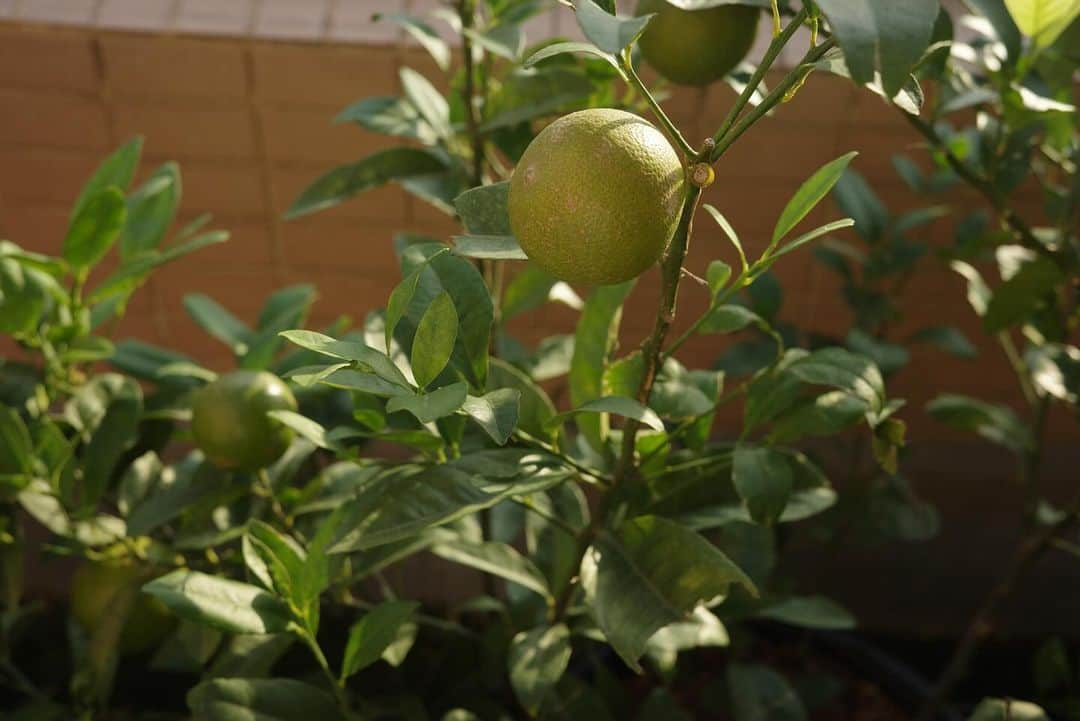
[5, 1, 1065, 720]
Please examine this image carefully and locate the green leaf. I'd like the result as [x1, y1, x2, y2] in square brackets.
[121, 162, 180, 259]
[509, 624, 572, 715]
[1027, 343, 1080, 404]
[63, 188, 127, 270]
[706, 260, 732, 297]
[91, 230, 229, 305]
[583, 516, 756, 670]
[278, 329, 410, 388]
[523, 41, 625, 74]
[787, 348, 886, 415]
[454, 181, 511, 235]
[144, 570, 292, 635]
[703, 205, 748, 271]
[0, 405, 33, 478]
[769, 391, 867, 444]
[341, 601, 419, 680]
[575, 0, 654, 54]
[732, 445, 793, 526]
[400, 67, 451, 140]
[376, 13, 451, 70]
[452, 234, 528, 260]
[386, 382, 469, 423]
[926, 394, 1032, 453]
[967, 698, 1049, 721]
[187, 678, 344, 721]
[832, 168, 888, 242]
[983, 256, 1064, 332]
[411, 291, 458, 388]
[125, 458, 225, 536]
[772, 152, 858, 245]
[501, 267, 583, 319]
[909, 326, 977, 359]
[756, 596, 856, 630]
[570, 282, 635, 450]
[396, 243, 493, 387]
[285, 148, 447, 220]
[336, 96, 435, 143]
[645, 606, 729, 674]
[813, 46, 925, 114]
[329, 462, 557, 553]
[549, 396, 664, 433]
[481, 67, 597, 132]
[728, 664, 808, 721]
[464, 22, 525, 60]
[184, 294, 252, 356]
[72, 137, 142, 218]
[65, 374, 142, 510]
[699, 305, 765, 334]
[769, 219, 855, 261]
[488, 359, 557, 440]
[431, 539, 551, 599]
[951, 260, 992, 316]
[1004, 0, 1080, 48]
[813, 0, 939, 97]
[462, 389, 520, 445]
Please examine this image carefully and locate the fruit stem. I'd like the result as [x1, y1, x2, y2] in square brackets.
[710, 7, 809, 153]
[620, 49, 698, 160]
[710, 36, 836, 163]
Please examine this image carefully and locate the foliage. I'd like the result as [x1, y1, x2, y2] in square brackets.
[0, 0, 1074, 720]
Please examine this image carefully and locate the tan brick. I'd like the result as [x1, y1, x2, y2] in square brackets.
[101, 34, 248, 102]
[271, 167, 409, 222]
[170, 163, 267, 217]
[286, 268, 396, 326]
[112, 104, 256, 160]
[260, 107, 386, 164]
[2, 204, 70, 255]
[0, 148, 100, 204]
[253, 43, 397, 108]
[0, 25, 99, 94]
[170, 217, 275, 269]
[279, 217, 399, 274]
[713, 120, 842, 183]
[0, 90, 109, 149]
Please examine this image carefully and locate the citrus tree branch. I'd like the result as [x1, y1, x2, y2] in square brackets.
[711, 36, 836, 163]
[711, 6, 808, 146]
[549, 185, 703, 623]
[620, 50, 698, 159]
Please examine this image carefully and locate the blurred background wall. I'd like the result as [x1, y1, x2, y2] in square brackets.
[1, 2, 1077, 636]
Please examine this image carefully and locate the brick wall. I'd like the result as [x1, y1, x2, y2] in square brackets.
[0, 19, 1060, 442]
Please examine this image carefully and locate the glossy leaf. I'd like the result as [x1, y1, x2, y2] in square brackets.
[285, 148, 447, 220]
[549, 396, 664, 433]
[461, 388, 520, 445]
[187, 678, 344, 721]
[509, 624, 572, 715]
[341, 601, 419, 680]
[72, 137, 142, 218]
[121, 162, 180, 259]
[1004, 0, 1080, 47]
[926, 394, 1032, 453]
[454, 181, 511, 235]
[453, 235, 528, 260]
[386, 381, 469, 423]
[63, 188, 127, 270]
[583, 516, 756, 670]
[411, 291, 458, 388]
[728, 664, 808, 721]
[144, 570, 292, 635]
[813, 0, 939, 97]
[732, 444, 793, 526]
[983, 256, 1063, 332]
[376, 13, 451, 70]
[756, 595, 856, 629]
[772, 152, 857, 245]
[400, 67, 451, 140]
[575, 0, 654, 54]
[431, 540, 550, 599]
[336, 96, 436, 143]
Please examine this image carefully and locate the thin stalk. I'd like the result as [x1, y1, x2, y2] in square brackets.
[511, 497, 579, 538]
[712, 7, 809, 146]
[998, 331, 1038, 407]
[711, 37, 837, 163]
[303, 632, 349, 711]
[916, 492, 1080, 721]
[550, 185, 703, 623]
[620, 50, 697, 159]
[663, 275, 749, 359]
[901, 112, 1049, 256]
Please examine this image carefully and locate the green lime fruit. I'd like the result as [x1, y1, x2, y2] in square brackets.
[508, 108, 685, 286]
[70, 561, 174, 656]
[190, 370, 297, 471]
[636, 0, 760, 86]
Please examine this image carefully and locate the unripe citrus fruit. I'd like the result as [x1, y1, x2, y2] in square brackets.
[190, 370, 297, 471]
[636, 0, 760, 86]
[70, 561, 174, 656]
[508, 108, 685, 286]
